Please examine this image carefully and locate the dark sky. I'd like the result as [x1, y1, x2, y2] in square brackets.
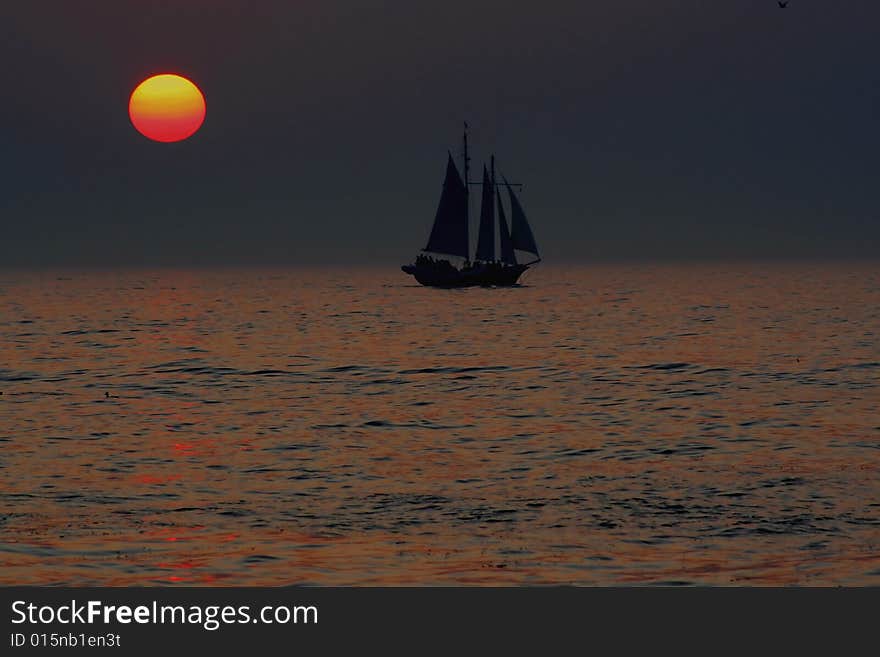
[1, 1, 878, 266]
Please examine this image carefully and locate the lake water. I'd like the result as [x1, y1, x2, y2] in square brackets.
[1, 264, 878, 585]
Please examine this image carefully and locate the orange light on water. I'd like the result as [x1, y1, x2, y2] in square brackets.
[129, 74, 206, 142]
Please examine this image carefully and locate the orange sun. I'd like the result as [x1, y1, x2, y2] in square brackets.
[129, 74, 206, 143]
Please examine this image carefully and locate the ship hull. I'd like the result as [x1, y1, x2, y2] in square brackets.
[475, 263, 529, 286]
[401, 263, 529, 288]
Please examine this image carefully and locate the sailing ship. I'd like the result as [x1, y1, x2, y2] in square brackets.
[401, 124, 541, 287]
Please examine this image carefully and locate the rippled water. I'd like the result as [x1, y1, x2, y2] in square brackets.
[1, 264, 878, 585]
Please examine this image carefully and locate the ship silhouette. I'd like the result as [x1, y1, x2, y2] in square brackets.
[402, 124, 541, 287]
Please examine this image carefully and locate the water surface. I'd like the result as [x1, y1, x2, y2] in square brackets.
[1, 264, 878, 585]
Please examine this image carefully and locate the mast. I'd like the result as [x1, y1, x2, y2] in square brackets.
[463, 122, 470, 261]
[464, 121, 471, 202]
[491, 154, 496, 262]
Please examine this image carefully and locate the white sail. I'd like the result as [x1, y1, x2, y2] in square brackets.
[475, 165, 495, 262]
[497, 189, 517, 265]
[505, 178, 540, 259]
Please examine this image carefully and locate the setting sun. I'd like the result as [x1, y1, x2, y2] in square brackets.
[128, 74, 206, 143]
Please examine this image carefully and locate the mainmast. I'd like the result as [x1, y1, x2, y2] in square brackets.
[491, 153, 496, 207]
[491, 154, 497, 262]
[463, 122, 471, 261]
